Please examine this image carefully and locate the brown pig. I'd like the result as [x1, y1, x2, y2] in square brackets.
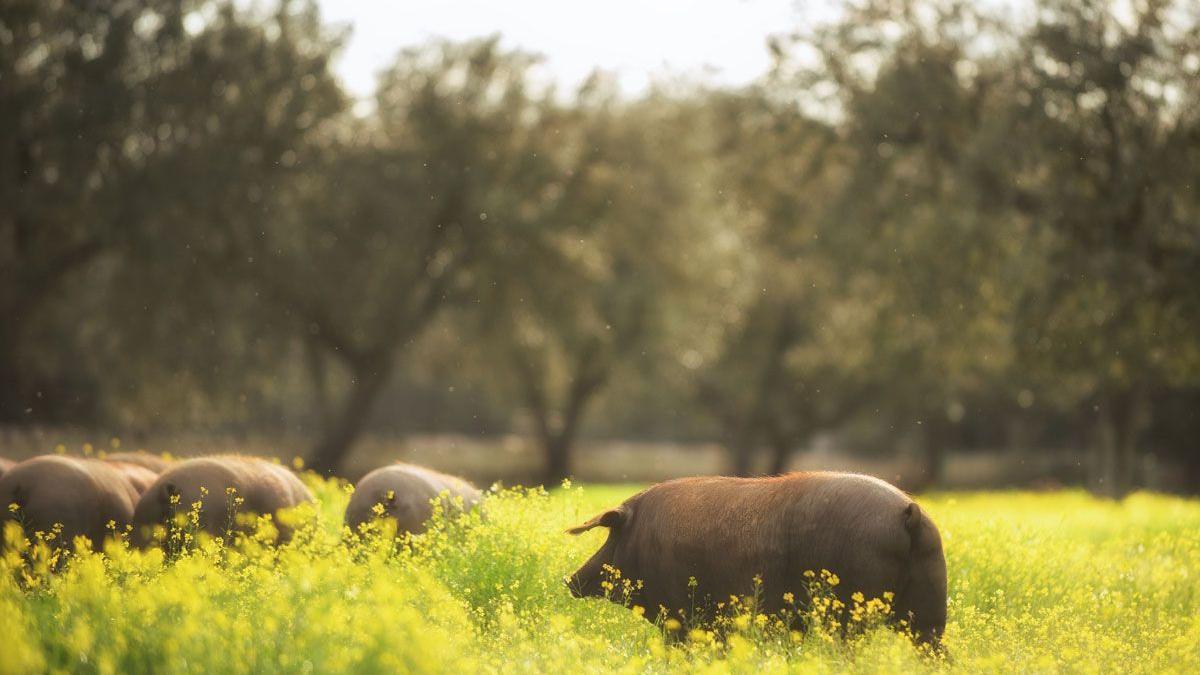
[0, 455, 142, 552]
[345, 463, 481, 535]
[105, 461, 160, 497]
[131, 456, 314, 545]
[104, 451, 172, 474]
[565, 472, 947, 645]
[102, 451, 170, 497]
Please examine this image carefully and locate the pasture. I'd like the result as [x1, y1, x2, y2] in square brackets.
[2, 477, 1198, 674]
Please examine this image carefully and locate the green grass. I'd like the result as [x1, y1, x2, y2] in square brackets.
[2, 479, 1198, 673]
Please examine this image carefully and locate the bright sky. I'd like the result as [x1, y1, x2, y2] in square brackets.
[316, 0, 830, 101]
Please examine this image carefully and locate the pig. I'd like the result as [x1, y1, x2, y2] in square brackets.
[131, 456, 314, 546]
[103, 451, 172, 474]
[345, 463, 481, 535]
[566, 472, 947, 645]
[0, 455, 142, 552]
[104, 461, 159, 497]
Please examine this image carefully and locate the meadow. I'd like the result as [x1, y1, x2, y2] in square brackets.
[2, 476, 1198, 674]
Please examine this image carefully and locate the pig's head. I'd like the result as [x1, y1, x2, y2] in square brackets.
[565, 505, 629, 599]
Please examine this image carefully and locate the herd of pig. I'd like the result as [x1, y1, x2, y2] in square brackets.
[0, 453, 947, 646]
[0, 453, 477, 547]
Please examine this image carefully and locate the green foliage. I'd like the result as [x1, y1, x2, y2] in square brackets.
[3, 480, 1199, 673]
[3, 0, 1199, 489]
[0, 0, 346, 427]
[458, 83, 746, 478]
[1019, 0, 1200, 375]
[701, 0, 1200, 487]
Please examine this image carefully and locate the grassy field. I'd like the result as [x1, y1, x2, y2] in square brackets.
[2, 478, 1198, 674]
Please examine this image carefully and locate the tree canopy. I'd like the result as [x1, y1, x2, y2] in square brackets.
[3, 0, 1198, 493]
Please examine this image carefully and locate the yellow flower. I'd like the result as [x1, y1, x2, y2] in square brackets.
[851, 591, 865, 604]
[783, 592, 795, 604]
[7, 502, 18, 513]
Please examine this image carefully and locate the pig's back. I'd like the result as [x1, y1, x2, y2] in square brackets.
[0, 456, 137, 550]
[624, 473, 916, 611]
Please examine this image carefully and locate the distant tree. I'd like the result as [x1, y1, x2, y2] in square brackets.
[98, 1, 346, 431]
[1011, 0, 1200, 496]
[698, 89, 862, 476]
[230, 39, 564, 474]
[467, 83, 744, 484]
[708, 0, 1026, 483]
[0, 0, 170, 422]
[0, 0, 345, 426]
[810, 4, 1026, 487]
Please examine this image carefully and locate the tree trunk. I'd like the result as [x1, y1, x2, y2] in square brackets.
[920, 416, 953, 491]
[767, 423, 793, 476]
[537, 380, 600, 485]
[1112, 433, 1137, 499]
[307, 356, 394, 475]
[516, 343, 608, 486]
[922, 439, 947, 491]
[1095, 406, 1118, 497]
[727, 431, 757, 477]
[1095, 388, 1148, 499]
[0, 237, 104, 424]
[1183, 452, 1200, 497]
[721, 311, 798, 478]
[542, 433, 573, 486]
[303, 334, 331, 432]
[1113, 392, 1147, 498]
[0, 324, 27, 423]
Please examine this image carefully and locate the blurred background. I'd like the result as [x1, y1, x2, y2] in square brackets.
[1, 0, 1197, 494]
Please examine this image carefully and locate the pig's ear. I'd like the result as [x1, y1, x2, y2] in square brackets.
[565, 507, 626, 535]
